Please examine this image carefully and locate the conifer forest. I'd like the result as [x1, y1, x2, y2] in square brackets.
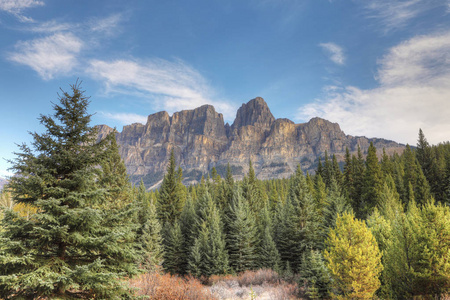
[1, 84, 450, 299]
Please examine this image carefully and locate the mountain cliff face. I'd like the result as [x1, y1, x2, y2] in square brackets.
[97, 97, 405, 187]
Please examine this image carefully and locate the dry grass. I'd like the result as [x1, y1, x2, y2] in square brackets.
[130, 271, 216, 300]
[130, 268, 300, 300]
[208, 269, 300, 300]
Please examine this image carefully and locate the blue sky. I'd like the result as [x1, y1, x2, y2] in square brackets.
[1, 0, 450, 177]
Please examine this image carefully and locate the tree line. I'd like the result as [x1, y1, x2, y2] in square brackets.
[0, 83, 449, 299]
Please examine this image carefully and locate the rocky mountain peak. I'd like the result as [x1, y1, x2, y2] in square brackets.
[96, 97, 405, 188]
[232, 97, 275, 130]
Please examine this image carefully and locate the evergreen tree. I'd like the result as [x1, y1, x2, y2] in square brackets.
[179, 195, 196, 273]
[98, 131, 131, 209]
[162, 221, 185, 274]
[323, 179, 352, 232]
[300, 250, 332, 299]
[0, 83, 139, 298]
[416, 129, 433, 182]
[331, 154, 342, 188]
[317, 157, 324, 179]
[276, 165, 321, 271]
[361, 142, 383, 218]
[324, 212, 383, 299]
[243, 160, 265, 213]
[381, 148, 394, 176]
[226, 188, 258, 272]
[135, 181, 164, 271]
[352, 146, 366, 214]
[157, 149, 184, 224]
[323, 151, 333, 187]
[189, 190, 228, 277]
[403, 145, 431, 206]
[313, 174, 327, 214]
[343, 147, 354, 199]
[259, 225, 281, 271]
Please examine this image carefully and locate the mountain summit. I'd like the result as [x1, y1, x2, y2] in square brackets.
[97, 97, 404, 187]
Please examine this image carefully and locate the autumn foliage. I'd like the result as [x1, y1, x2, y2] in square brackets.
[130, 271, 215, 300]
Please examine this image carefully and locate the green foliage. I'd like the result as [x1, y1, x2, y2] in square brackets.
[322, 179, 352, 233]
[324, 212, 383, 299]
[189, 191, 229, 277]
[361, 142, 384, 218]
[99, 131, 132, 209]
[275, 165, 322, 272]
[157, 149, 185, 224]
[135, 181, 164, 271]
[0, 82, 139, 299]
[382, 199, 450, 298]
[226, 188, 258, 272]
[300, 250, 331, 299]
[162, 221, 185, 274]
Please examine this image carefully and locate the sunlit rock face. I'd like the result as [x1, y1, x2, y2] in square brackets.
[97, 97, 404, 187]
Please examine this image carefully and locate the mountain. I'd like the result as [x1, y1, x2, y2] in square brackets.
[97, 97, 405, 187]
[0, 177, 7, 191]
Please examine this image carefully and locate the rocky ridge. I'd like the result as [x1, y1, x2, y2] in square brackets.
[97, 97, 405, 187]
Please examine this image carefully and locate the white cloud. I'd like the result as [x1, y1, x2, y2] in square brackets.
[29, 20, 74, 33]
[358, 0, 448, 32]
[8, 33, 82, 80]
[88, 14, 123, 36]
[298, 31, 450, 145]
[319, 42, 345, 65]
[88, 58, 236, 121]
[0, 0, 44, 22]
[100, 112, 148, 125]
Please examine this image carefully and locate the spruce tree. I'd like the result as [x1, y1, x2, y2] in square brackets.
[361, 142, 383, 218]
[276, 165, 321, 272]
[179, 195, 196, 273]
[0, 83, 139, 299]
[162, 221, 185, 274]
[157, 149, 184, 225]
[226, 188, 258, 272]
[300, 250, 331, 299]
[343, 147, 354, 199]
[189, 192, 229, 277]
[98, 131, 131, 209]
[135, 181, 164, 271]
[323, 179, 352, 232]
[352, 146, 366, 215]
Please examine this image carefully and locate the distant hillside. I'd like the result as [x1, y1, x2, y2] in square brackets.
[97, 97, 405, 188]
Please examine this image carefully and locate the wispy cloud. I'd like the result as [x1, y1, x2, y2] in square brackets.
[319, 42, 345, 65]
[100, 112, 148, 125]
[29, 19, 75, 33]
[8, 33, 82, 80]
[88, 58, 236, 121]
[6, 13, 125, 80]
[0, 0, 44, 22]
[358, 0, 448, 32]
[298, 31, 450, 145]
[88, 14, 123, 36]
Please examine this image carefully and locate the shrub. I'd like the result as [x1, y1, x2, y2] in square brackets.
[131, 271, 216, 300]
[237, 269, 280, 286]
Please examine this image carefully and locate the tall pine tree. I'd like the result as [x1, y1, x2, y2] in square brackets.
[0, 82, 139, 299]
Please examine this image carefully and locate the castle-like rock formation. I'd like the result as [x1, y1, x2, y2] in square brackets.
[97, 97, 404, 187]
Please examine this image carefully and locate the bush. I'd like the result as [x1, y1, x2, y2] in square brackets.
[237, 269, 280, 286]
[208, 269, 300, 299]
[131, 271, 216, 300]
